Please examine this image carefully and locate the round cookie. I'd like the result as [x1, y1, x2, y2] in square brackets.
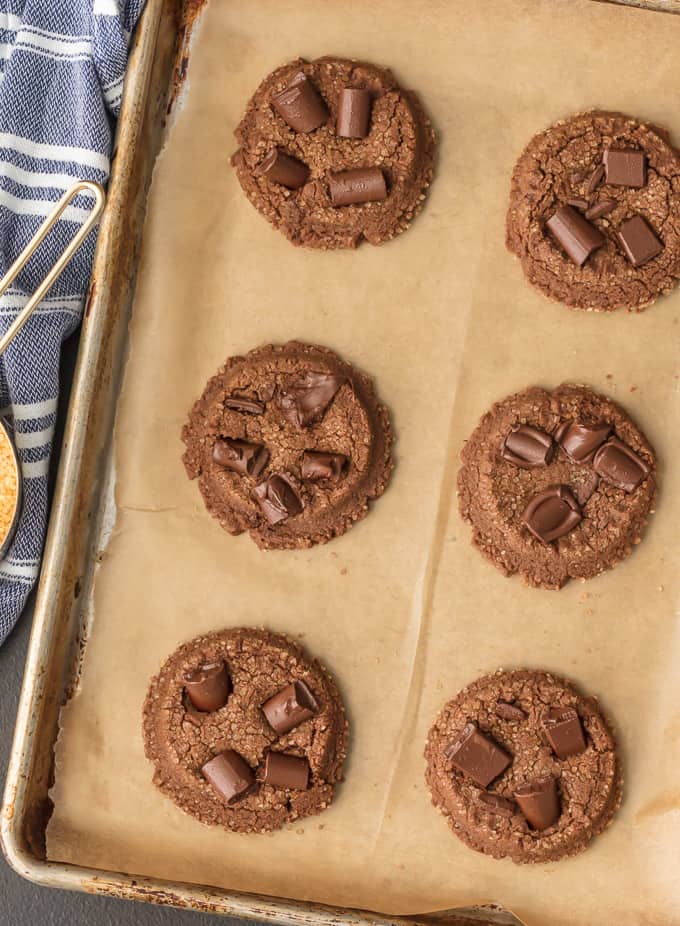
[143, 628, 348, 833]
[232, 56, 436, 249]
[424, 669, 621, 864]
[182, 341, 393, 550]
[457, 384, 656, 589]
[506, 110, 680, 311]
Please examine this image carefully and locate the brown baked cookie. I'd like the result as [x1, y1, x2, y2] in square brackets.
[506, 110, 680, 311]
[457, 384, 656, 589]
[143, 628, 348, 833]
[425, 669, 621, 864]
[182, 341, 393, 550]
[231, 56, 436, 249]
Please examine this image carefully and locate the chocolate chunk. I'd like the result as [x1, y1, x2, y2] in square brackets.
[569, 169, 586, 185]
[184, 661, 231, 712]
[514, 776, 560, 830]
[567, 198, 588, 211]
[336, 87, 372, 138]
[616, 214, 663, 267]
[213, 438, 269, 477]
[181, 689, 204, 726]
[262, 679, 319, 735]
[585, 199, 616, 221]
[224, 395, 265, 415]
[301, 450, 348, 483]
[262, 752, 310, 790]
[495, 701, 526, 722]
[542, 707, 587, 759]
[586, 163, 606, 194]
[555, 420, 611, 463]
[202, 749, 255, 805]
[279, 372, 345, 428]
[522, 485, 582, 543]
[603, 148, 646, 188]
[593, 437, 651, 492]
[444, 723, 511, 789]
[257, 381, 276, 403]
[328, 168, 387, 206]
[501, 424, 553, 468]
[478, 792, 516, 818]
[256, 148, 309, 189]
[573, 469, 601, 506]
[546, 205, 605, 266]
[254, 473, 303, 525]
[271, 71, 328, 133]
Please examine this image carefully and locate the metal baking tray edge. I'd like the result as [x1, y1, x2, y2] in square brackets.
[1, 0, 675, 922]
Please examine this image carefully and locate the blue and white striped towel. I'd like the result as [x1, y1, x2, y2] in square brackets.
[0, 0, 146, 645]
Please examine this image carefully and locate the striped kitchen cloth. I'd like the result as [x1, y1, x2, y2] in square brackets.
[0, 0, 146, 645]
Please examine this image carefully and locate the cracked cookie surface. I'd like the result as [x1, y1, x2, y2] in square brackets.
[506, 110, 680, 311]
[457, 384, 656, 589]
[182, 341, 393, 550]
[142, 628, 348, 833]
[425, 669, 621, 864]
[232, 56, 436, 249]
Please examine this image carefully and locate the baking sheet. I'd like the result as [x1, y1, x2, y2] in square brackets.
[46, 1, 680, 924]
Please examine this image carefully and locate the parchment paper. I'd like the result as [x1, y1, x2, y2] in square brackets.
[47, 2, 680, 924]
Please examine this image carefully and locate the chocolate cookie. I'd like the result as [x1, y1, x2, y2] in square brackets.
[182, 341, 393, 550]
[457, 384, 656, 589]
[424, 669, 621, 864]
[143, 628, 348, 833]
[232, 56, 436, 249]
[506, 110, 680, 311]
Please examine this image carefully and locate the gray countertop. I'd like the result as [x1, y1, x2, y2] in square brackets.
[0, 334, 250, 925]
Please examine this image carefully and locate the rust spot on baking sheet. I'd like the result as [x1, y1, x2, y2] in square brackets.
[84, 878, 232, 913]
[61, 630, 90, 706]
[84, 280, 97, 319]
[167, 0, 209, 115]
[597, 0, 680, 12]
[23, 796, 52, 860]
[2, 794, 15, 821]
[81, 874, 510, 924]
